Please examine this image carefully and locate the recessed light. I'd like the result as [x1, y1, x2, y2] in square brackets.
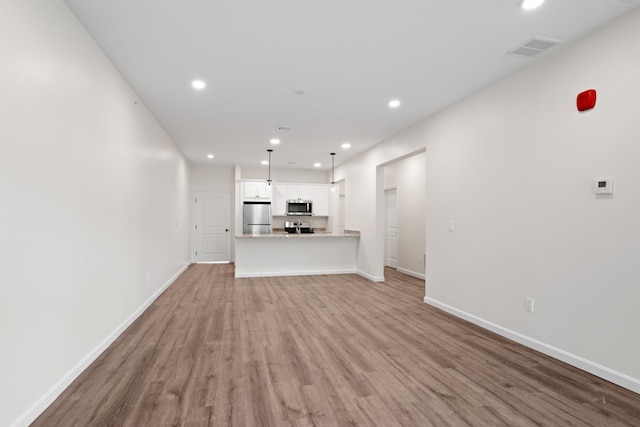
[192, 80, 206, 90]
[261, 160, 269, 165]
[388, 99, 401, 108]
[207, 154, 214, 159]
[314, 163, 321, 168]
[341, 142, 351, 149]
[522, 0, 544, 10]
[270, 138, 280, 145]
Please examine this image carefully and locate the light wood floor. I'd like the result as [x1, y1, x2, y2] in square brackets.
[33, 264, 640, 426]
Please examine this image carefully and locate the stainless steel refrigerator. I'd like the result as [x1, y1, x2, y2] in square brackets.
[243, 201, 272, 234]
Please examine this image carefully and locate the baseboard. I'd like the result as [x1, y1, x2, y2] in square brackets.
[424, 297, 640, 395]
[235, 268, 357, 278]
[357, 270, 385, 282]
[234, 269, 384, 282]
[11, 263, 190, 427]
[397, 267, 426, 280]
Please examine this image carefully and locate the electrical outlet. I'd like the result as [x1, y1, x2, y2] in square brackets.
[525, 297, 534, 313]
[447, 220, 454, 232]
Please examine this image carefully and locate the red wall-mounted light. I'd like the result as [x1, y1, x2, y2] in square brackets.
[577, 89, 597, 112]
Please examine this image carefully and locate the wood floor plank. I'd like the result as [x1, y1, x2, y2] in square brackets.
[31, 264, 640, 426]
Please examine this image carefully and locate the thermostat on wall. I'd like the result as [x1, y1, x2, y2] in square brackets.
[595, 178, 613, 194]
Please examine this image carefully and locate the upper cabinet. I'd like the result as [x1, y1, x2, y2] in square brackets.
[242, 181, 272, 201]
[285, 185, 305, 200]
[272, 184, 288, 215]
[304, 185, 329, 216]
[272, 183, 330, 216]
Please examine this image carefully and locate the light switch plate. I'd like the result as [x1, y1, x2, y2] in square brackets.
[525, 297, 534, 313]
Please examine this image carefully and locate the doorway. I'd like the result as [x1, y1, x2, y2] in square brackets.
[194, 191, 230, 262]
[376, 149, 427, 282]
[385, 187, 398, 268]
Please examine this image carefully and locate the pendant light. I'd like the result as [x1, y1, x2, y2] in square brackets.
[330, 152, 336, 192]
[266, 149, 273, 190]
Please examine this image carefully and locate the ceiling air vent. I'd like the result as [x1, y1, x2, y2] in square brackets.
[507, 36, 562, 58]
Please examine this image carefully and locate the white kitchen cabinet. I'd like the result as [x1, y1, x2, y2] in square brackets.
[272, 184, 288, 215]
[285, 185, 301, 200]
[275, 183, 329, 216]
[242, 181, 271, 201]
[306, 185, 329, 216]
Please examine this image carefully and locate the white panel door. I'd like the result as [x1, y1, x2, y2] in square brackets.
[195, 192, 230, 262]
[385, 188, 398, 268]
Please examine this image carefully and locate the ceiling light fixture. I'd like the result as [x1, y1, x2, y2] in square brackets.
[522, 0, 544, 10]
[207, 154, 214, 159]
[270, 138, 280, 145]
[266, 149, 273, 190]
[192, 80, 206, 90]
[330, 152, 336, 192]
[341, 142, 351, 149]
[314, 162, 321, 168]
[261, 160, 269, 165]
[388, 99, 401, 108]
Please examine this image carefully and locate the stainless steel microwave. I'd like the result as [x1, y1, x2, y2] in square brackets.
[286, 199, 313, 216]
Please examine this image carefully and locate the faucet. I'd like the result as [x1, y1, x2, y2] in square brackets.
[296, 222, 301, 234]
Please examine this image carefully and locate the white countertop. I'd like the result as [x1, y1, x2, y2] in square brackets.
[237, 230, 360, 239]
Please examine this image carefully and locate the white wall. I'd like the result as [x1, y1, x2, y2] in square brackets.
[336, 143, 426, 281]
[339, 8, 640, 392]
[0, 1, 192, 426]
[241, 166, 329, 183]
[192, 166, 235, 193]
[384, 152, 427, 278]
[423, 9, 640, 391]
[191, 166, 235, 261]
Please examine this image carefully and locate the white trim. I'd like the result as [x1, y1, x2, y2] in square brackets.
[235, 269, 356, 278]
[357, 270, 385, 282]
[11, 263, 190, 427]
[397, 267, 425, 280]
[424, 297, 640, 395]
[196, 261, 230, 264]
[235, 268, 385, 282]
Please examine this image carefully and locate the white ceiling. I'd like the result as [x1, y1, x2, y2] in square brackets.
[63, 0, 638, 170]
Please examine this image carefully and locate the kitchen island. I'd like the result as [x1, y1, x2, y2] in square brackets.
[235, 231, 360, 278]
